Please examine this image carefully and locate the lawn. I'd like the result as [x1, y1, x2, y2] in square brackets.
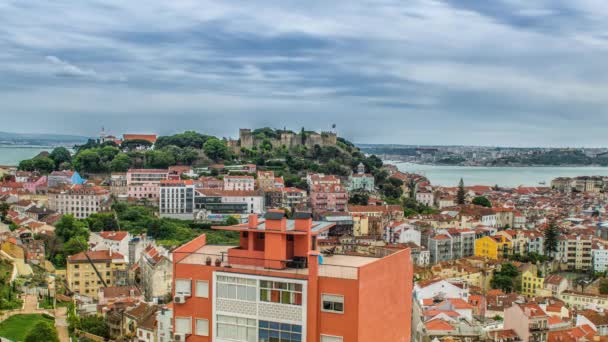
[0, 314, 55, 341]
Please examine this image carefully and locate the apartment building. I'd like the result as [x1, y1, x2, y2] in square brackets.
[559, 291, 608, 310]
[171, 211, 413, 342]
[48, 184, 112, 219]
[126, 169, 169, 201]
[265, 187, 308, 209]
[194, 189, 265, 216]
[556, 234, 593, 271]
[110, 173, 128, 197]
[89, 231, 131, 262]
[67, 250, 128, 298]
[47, 170, 84, 188]
[223, 176, 255, 191]
[416, 191, 434, 207]
[504, 303, 549, 342]
[521, 265, 544, 297]
[309, 184, 348, 214]
[426, 229, 475, 264]
[347, 163, 374, 192]
[159, 180, 195, 219]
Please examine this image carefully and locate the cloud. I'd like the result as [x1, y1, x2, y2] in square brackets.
[0, 0, 607, 146]
[45, 55, 126, 82]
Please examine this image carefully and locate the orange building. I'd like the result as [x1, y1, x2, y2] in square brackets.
[172, 210, 413, 342]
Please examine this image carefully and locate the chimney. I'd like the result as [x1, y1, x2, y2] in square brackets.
[294, 212, 313, 232]
[248, 214, 258, 228]
[109, 249, 113, 257]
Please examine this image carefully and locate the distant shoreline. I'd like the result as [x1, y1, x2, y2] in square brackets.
[385, 160, 608, 168]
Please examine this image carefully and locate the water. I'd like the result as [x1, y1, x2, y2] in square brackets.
[0, 146, 55, 166]
[394, 162, 608, 187]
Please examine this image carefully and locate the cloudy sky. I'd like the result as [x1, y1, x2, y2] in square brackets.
[1, 1, 608, 147]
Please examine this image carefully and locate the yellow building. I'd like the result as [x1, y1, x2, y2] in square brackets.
[521, 266, 544, 297]
[475, 235, 512, 260]
[353, 215, 369, 236]
[67, 250, 127, 297]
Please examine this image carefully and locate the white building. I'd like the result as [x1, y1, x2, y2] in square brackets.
[223, 176, 255, 191]
[416, 192, 434, 207]
[159, 180, 195, 219]
[47, 184, 112, 219]
[89, 231, 130, 262]
[156, 306, 173, 342]
[386, 222, 421, 246]
[593, 243, 608, 273]
[481, 213, 497, 227]
[413, 279, 469, 306]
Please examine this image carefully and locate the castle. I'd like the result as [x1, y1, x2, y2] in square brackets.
[229, 128, 337, 151]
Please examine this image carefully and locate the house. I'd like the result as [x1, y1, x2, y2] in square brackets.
[544, 275, 568, 297]
[576, 309, 608, 336]
[172, 210, 413, 342]
[385, 222, 421, 246]
[504, 303, 549, 342]
[90, 231, 130, 262]
[521, 264, 544, 297]
[124, 302, 158, 338]
[67, 250, 127, 298]
[310, 183, 348, 214]
[347, 163, 375, 192]
[98, 286, 143, 306]
[139, 245, 172, 302]
[416, 191, 434, 207]
[122, 134, 157, 150]
[474, 235, 512, 260]
[559, 291, 608, 310]
[156, 305, 173, 342]
[556, 234, 593, 271]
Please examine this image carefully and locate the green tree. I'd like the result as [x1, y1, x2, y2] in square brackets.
[25, 321, 59, 342]
[55, 215, 89, 242]
[80, 315, 110, 339]
[0, 203, 9, 220]
[32, 156, 56, 174]
[225, 216, 239, 225]
[64, 236, 88, 256]
[600, 279, 608, 295]
[73, 149, 103, 173]
[456, 178, 466, 205]
[203, 138, 228, 161]
[18, 159, 35, 171]
[49, 147, 72, 168]
[543, 220, 559, 258]
[145, 150, 175, 168]
[349, 193, 369, 205]
[86, 212, 119, 232]
[110, 153, 131, 172]
[472, 196, 492, 208]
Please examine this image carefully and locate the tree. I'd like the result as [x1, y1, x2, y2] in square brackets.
[145, 150, 175, 168]
[73, 149, 103, 173]
[225, 216, 239, 225]
[456, 178, 466, 205]
[349, 193, 369, 205]
[490, 262, 519, 293]
[32, 156, 56, 174]
[203, 138, 228, 161]
[55, 215, 89, 242]
[49, 147, 72, 168]
[600, 279, 608, 295]
[0, 203, 9, 220]
[79, 315, 110, 339]
[18, 159, 35, 171]
[110, 153, 131, 172]
[64, 236, 88, 256]
[121, 139, 153, 151]
[472, 196, 492, 208]
[25, 321, 59, 342]
[543, 220, 560, 258]
[86, 212, 119, 232]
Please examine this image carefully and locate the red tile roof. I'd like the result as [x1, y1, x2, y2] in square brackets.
[99, 231, 129, 241]
[424, 319, 454, 331]
[67, 250, 125, 262]
[122, 134, 157, 143]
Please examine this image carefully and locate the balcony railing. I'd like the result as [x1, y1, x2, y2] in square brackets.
[175, 251, 360, 279]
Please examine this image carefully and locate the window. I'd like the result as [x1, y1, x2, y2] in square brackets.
[260, 280, 303, 306]
[175, 317, 192, 334]
[175, 279, 192, 296]
[322, 294, 344, 313]
[216, 315, 256, 342]
[259, 321, 302, 342]
[196, 280, 209, 298]
[321, 335, 343, 342]
[217, 276, 256, 301]
[195, 319, 209, 336]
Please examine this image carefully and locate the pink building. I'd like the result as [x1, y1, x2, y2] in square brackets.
[310, 183, 348, 214]
[24, 176, 47, 193]
[504, 303, 549, 342]
[126, 169, 168, 201]
[223, 175, 255, 191]
[197, 176, 224, 189]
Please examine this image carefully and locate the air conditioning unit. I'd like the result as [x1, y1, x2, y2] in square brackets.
[174, 333, 186, 342]
[174, 295, 186, 304]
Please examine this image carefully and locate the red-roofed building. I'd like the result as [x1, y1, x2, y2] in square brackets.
[91, 231, 131, 262]
[505, 303, 549, 342]
[67, 250, 128, 297]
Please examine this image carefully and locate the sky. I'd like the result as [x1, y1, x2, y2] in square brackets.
[1, 1, 608, 147]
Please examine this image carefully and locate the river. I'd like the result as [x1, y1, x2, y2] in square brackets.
[0, 146, 55, 166]
[394, 162, 608, 187]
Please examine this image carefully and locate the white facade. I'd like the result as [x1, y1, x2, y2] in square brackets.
[418, 250, 430, 267]
[223, 176, 255, 191]
[48, 186, 111, 219]
[593, 246, 608, 273]
[221, 194, 265, 214]
[157, 307, 173, 342]
[387, 223, 421, 246]
[416, 192, 434, 207]
[481, 214, 497, 227]
[89, 231, 130, 262]
[159, 183, 195, 219]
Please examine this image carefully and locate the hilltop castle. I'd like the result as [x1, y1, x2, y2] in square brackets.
[228, 128, 337, 151]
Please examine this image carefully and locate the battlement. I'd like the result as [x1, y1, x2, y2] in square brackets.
[238, 128, 336, 150]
